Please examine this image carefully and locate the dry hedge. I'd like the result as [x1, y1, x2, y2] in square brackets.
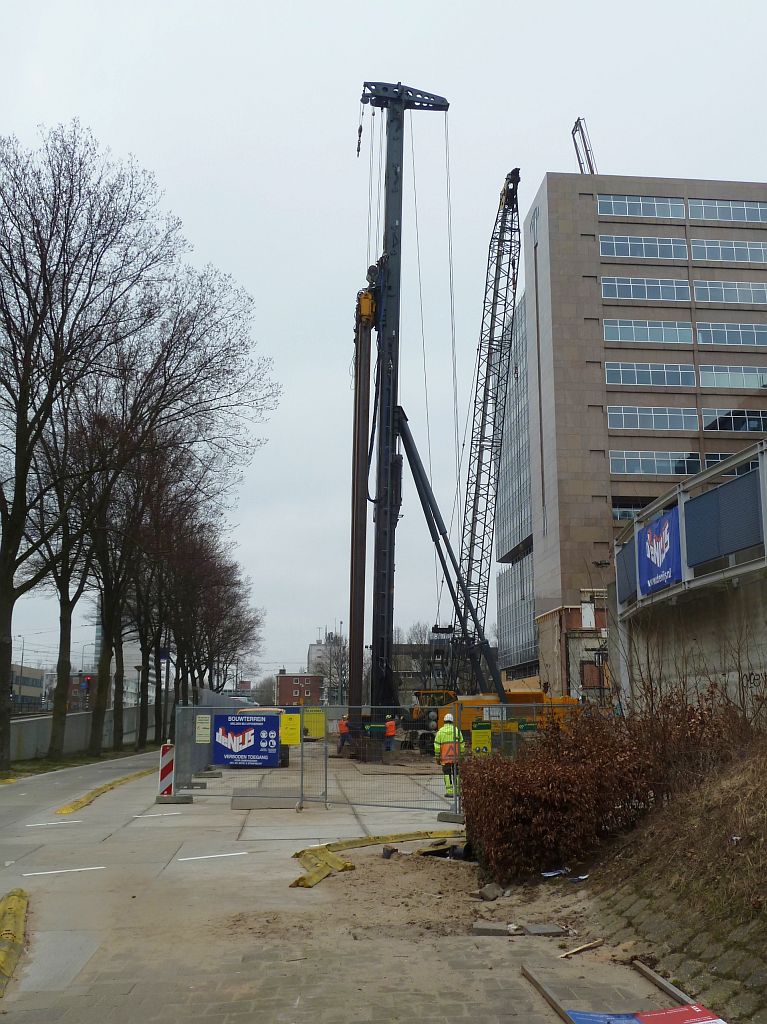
[461, 689, 755, 882]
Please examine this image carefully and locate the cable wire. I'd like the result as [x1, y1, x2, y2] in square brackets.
[408, 112, 440, 610]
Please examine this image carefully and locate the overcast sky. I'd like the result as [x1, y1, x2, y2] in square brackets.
[4, 0, 766, 674]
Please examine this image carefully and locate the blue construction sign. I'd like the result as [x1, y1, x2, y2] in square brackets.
[212, 713, 280, 767]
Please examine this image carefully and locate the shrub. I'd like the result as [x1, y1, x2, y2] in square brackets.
[461, 688, 758, 883]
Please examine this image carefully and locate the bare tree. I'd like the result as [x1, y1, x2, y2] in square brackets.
[0, 123, 183, 768]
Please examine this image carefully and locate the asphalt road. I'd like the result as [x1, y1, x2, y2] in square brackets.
[0, 751, 158, 832]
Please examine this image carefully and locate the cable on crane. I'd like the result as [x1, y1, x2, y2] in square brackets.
[444, 113, 462, 531]
[406, 113, 441, 612]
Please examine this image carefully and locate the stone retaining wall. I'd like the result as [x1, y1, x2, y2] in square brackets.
[598, 883, 767, 1023]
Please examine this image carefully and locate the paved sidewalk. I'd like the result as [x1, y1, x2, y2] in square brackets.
[0, 769, 671, 1023]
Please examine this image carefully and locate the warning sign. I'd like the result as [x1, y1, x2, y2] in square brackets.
[195, 714, 211, 744]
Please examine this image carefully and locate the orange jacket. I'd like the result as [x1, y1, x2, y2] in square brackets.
[385, 719, 396, 737]
[339, 718, 349, 735]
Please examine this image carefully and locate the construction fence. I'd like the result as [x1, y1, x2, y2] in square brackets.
[172, 701, 577, 813]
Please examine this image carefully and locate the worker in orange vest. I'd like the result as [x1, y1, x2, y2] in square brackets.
[384, 714, 396, 753]
[337, 715, 350, 754]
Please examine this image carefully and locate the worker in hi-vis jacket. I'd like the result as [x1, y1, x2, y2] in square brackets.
[433, 713, 465, 798]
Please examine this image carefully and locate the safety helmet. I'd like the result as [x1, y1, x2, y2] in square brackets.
[386, 714, 393, 720]
[444, 713, 454, 723]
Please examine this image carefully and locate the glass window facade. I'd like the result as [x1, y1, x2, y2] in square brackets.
[691, 238, 767, 263]
[598, 195, 685, 218]
[600, 235, 688, 259]
[607, 406, 698, 430]
[495, 295, 536, 674]
[694, 280, 767, 304]
[610, 450, 701, 475]
[496, 295, 532, 559]
[602, 277, 690, 301]
[605, 362, 696, 387]
[612, 498, 656, 521]
[702, 408, 767, 431]
[604, 319, 693, 344]
[699, 364, 767, 389]
[697, 322, 767, 346]
[497, 554, 537, 672]
[689, 198, 767, 223]
[705, 453, 760, 475]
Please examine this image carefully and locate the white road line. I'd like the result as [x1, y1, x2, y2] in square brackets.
[26, 821, 83, 827]
[177, 852, 249, 862]
[22, 866, 106, 877]
[133, 812, 182, 818]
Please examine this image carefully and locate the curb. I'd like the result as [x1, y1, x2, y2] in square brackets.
[55, 767, 155, 815]
[0, 889, 28, 996]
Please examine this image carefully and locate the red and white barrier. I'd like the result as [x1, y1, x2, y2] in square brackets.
[158, 743, 175, 796]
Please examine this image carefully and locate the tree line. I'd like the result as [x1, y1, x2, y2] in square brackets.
[0, 123, 279, 769]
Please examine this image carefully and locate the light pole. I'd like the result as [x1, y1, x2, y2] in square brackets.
[81, 642, 96, 672]
[14, 635, 25, 703]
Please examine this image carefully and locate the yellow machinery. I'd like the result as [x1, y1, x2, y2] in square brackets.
[437, 689, 579, 738]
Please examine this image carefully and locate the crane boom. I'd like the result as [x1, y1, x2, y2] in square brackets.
[572, 117, 598, 174]
[452, 169, 521, 689]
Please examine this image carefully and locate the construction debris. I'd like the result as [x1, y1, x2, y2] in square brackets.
[523, 923, 568, 937]
[289, 829, 465, 888]
[478, 882, 504, 901]
[558, 938, 604, 958]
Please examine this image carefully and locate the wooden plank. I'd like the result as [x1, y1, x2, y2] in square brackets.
[632, 958, 694, 1005]
[521, 963, 577, 1024]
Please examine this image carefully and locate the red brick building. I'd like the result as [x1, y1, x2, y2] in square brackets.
[276, 670, 323, 706]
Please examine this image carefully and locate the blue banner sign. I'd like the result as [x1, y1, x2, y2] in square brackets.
[638, 506, 682, 596]
[212, 713, 280, 767]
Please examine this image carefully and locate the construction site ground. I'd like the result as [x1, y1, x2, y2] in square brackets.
[0, 751, 751, 1023]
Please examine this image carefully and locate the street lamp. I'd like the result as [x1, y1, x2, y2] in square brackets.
[14, 635, 25, 703]
[81, 642, 96, 672]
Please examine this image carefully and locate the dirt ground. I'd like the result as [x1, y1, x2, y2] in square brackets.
[226, 842, 616, 952]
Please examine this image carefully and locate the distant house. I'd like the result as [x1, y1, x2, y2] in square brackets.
[276, 669, 323, 706]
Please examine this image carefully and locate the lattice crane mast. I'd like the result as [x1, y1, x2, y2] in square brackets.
[572, 117, 598, 174]
[452, 169, 521, 691]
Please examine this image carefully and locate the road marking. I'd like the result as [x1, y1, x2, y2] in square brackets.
[177, 852, 249, 862]
[26, 821, 84, 827]
[133, 812, 182, 818]
[21, 866, 106, 877]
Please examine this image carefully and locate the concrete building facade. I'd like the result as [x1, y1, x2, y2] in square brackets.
[498, 172, 767, 683]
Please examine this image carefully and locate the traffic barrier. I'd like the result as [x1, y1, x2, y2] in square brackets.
[0, 888, 28, 996]
[158, 743, 175, 796]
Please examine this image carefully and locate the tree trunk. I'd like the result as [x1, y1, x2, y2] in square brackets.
[153, 640, 163, 744]
[137, 646, 150, 750]
[113, 635, 125, 752]
[169, 657, 181, 743]
[0, 586, 15, 771]
[89, 632, 113, 756]
[48, 597, 73, 759]
[181, 657, 189, 707]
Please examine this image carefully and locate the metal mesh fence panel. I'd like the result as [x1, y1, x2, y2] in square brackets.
[174, 706, 307, 805]
[172, 701, 578, 812]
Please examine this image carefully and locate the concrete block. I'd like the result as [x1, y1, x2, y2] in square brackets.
[155, 794, 193, 804]
[523, 923, 568, 936]
[479, 883, 504, 902]
[194, 769, 222, 778]
[472, 922, 511, 937]
[437, 811, 465, 823]
[189, 780, 207, 790]
[230, 796, 297, 809]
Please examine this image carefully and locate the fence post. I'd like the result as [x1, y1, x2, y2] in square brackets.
[298, 706, 304, 811]
[323, 711, 329, 806]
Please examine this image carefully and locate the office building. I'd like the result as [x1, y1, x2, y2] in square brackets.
[497, 172, 767, 687]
